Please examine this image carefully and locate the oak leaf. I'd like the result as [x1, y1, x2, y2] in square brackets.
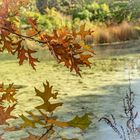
[20, 114, 36, 128]
[20, 111, 45, 128]
[27, 17, 37, 30]
[38, 110, 67, 128]
[67, 113, 91, 130]
[41, 25, 94, 75]
[27, 49, 39, 70]
[76, 24, 93, 39]
[0, 104, 17, 125]
[35, 81, 63, 112]
[14, 42, 39, 70]
[0, 83, 17, 103]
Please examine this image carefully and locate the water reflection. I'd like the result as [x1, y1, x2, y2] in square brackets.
[2, 49, 140, 139]
[59, 55, 140, 140]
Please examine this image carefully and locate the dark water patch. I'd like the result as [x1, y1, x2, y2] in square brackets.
[13, 85, 28, 89]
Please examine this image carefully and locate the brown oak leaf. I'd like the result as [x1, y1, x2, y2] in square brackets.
[0, 104, 17, 125]
[40, 25, 94, 75]
[0, 83, 17, 103]
[35, 81, 63, 112]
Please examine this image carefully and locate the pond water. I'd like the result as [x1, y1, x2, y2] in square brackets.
[1, 43, 140, 140]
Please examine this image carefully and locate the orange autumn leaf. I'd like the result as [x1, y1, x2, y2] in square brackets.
[38, 110, 67, 128]
[26, 28, 38, 37]
[13, 42, 39, 70]
[0, 104, 17, 125]
[20, 109, 67, 128]
[0, 0, 93, 138]
[17, 47, 28, 65]
[40, 25, 94, 75]
[27, 17, 38, 30]
[0, 83, 17, 103]
[76, 24, 93, 39]
[27, 49, 39, 70]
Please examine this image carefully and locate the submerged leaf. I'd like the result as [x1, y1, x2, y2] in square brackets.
[0, 104, 17, 125]
[67, 113, 91, 130]
[20, 111, 45, 128]
[0, 83, 17, 103]
[35, 81, 63, 112]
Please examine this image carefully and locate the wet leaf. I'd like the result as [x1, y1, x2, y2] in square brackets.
[35, 81, 63, 112]
[37, 110, 67, 128]
[0, 83, 17, 103]
[67, 113, 91, 130]
[20, 114, 36, 128]
[0, 104, 17, 125]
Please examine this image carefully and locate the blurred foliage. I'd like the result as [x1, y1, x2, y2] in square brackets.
[16, 0, 140, 34]
[19, 2, 72, 33]
[34, 0, 139, 23]
[72, 1, 140, 23]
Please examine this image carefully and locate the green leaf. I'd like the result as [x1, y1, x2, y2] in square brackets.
[67, 113, 91, 130]
[20, 111, 45, 128]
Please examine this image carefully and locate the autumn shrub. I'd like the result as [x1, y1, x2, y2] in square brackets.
[110, 21, 138, 41]
[94, 21, 138, 44]
[94, 28, 113, 44]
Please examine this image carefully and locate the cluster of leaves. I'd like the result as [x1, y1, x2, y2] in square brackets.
[0, 0, 93, 139]
[0, 0, 39, 69]
[0, 83, 17, 126]
[40, 24, 94, 75]
[0, 82, 91, 140]
[0, 0, 94, 75]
